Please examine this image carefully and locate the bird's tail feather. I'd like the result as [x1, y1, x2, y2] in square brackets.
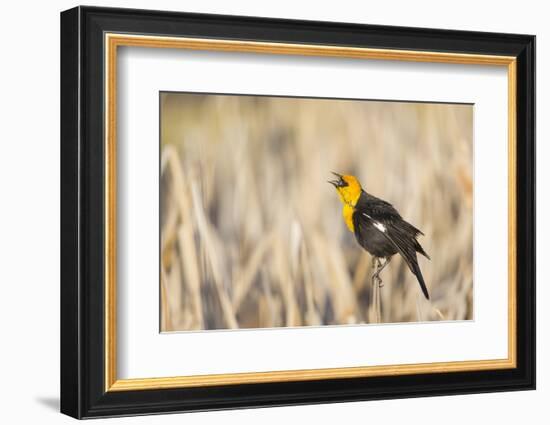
[414, 240, 430, 260]
[411, 258, 430, 300]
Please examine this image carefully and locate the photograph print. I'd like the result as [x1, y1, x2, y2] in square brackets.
[160, 92, 473, 332]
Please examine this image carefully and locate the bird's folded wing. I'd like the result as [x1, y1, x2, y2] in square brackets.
[358, 213, 419, 274]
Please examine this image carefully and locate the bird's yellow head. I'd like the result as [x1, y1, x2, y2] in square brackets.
[328, 172, 362, 206]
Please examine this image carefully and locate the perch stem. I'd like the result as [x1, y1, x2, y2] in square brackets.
[371, 257, 384, 323]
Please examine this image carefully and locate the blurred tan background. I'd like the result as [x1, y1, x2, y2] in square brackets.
[160, 92, 473, 332]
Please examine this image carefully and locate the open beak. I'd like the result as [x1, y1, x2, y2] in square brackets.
[328, 171, 343, 187]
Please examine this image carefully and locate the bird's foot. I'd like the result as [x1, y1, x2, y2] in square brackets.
[372, 257, 391, 282]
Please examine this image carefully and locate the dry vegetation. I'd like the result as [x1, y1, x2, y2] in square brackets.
[160, 93, 473, 332]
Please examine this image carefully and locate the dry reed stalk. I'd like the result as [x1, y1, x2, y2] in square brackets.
[178, 222, 203, 328]
[259, 269, 281, 327]
[300, 239, 322, 326]
[160, 266, 173, 331]
[272, 236, 299, 327]
[161, 203, 179, 270]
[232, 230, 275, 311]
[166, 147, 193, 222]
[416, 296, 424, 322]
[310, 232, 357, 323]
[375, 285, 381, 323]
[352, 251, 371, 292]
[433, 307, 445, 320]
[166, 257, 184, 329]
[190, 181, 239, 329]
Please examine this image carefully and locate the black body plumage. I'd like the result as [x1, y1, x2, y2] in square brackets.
[352, 190, 431, 300]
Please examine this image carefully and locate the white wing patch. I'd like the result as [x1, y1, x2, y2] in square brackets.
[373, 221, 386, 233]
[362, 212, 387, 233]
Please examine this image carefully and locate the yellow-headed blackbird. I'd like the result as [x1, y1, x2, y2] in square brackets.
[329, 172, 430, 299]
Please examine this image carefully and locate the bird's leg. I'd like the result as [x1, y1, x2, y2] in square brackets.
[371, 257, 382, 323]
[371, 257, 383, 288]
[373, 257, 391, 287]
[373, 259, 383, 288]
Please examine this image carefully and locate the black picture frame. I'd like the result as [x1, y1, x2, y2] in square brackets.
[60, 5, 535, 419]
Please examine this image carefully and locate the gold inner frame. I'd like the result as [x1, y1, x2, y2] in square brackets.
[104, 33, 517, 392]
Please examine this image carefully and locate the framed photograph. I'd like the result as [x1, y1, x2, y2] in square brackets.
[60, 6, 535, 419]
